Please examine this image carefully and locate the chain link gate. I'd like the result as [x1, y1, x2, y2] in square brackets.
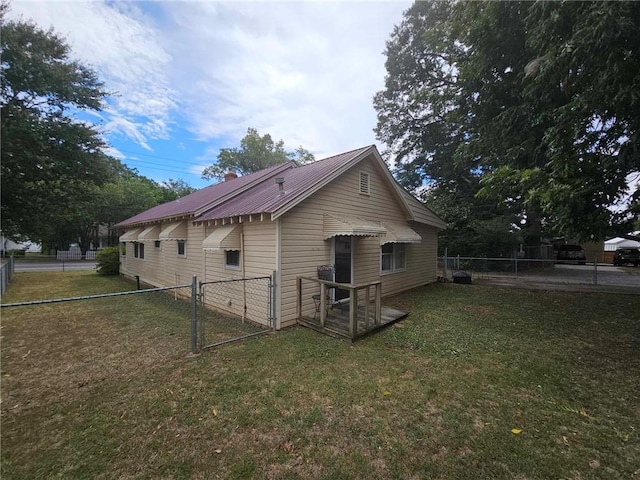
[198, 276, 274, 350]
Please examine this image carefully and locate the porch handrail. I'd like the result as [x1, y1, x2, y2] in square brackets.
[296, 276, 382, 338]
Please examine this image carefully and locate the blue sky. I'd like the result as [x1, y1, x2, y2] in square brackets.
[10, 0, 412, 189]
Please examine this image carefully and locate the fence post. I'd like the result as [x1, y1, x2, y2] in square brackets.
[443, 248, 448, 280]
[593, 257, 598, 286]
[272, 270, 278, 331]
[191, 275, 198, 354]
[349, 287, 358, 339]
[514, 255, 518, 279]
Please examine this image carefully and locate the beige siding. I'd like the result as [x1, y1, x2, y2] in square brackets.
[120, 219, 276, 327]
[120, 221, 204, 288]
[279, 156, 439, 327]
[200, 220, 276, 326]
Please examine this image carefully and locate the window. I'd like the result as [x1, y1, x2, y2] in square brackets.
[134, 242, 145, 259]
[359, 171, 370, 195]
[177, 240, 186, 257]
[154, 240, 161, 249]
[225, 250, 240, 269]
[380, 243, 405, 273]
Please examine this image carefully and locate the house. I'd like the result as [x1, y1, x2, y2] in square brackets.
[0, 235, 41, 255]
[116, 145, 446, 331]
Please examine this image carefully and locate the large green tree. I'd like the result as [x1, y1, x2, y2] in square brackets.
[201, 127, 314, 180]
[375, 1, 640, 247]
[1, 11, 118, 241]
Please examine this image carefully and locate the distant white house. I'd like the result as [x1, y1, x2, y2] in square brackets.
[0, 236, 41, 254]
[604, 231, 640, 251]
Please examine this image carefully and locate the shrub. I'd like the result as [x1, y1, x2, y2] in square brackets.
[96, 247, 120, 275]
[3, 249, 26, 257]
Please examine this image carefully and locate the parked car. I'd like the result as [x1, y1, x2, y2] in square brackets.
[556, 244, 587, 264]
[613, 248, 640, 266]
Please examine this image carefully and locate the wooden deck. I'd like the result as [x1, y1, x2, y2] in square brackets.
[298, 303, 409, 341]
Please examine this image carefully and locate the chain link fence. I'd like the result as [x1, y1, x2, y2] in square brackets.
[199, 276, 274, 350]
[439, 255, 640, 289]
[1, 282, 196, 355]
[1, 256, 15, 296]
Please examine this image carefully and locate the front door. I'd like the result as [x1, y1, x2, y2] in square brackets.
[334, 236, 352, 300]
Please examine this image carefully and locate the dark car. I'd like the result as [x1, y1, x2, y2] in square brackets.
[556, 244, 587, 264]
[613, 248, 640, 266]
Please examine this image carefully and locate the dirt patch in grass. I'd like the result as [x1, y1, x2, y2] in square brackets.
[2, 273, 639, 479]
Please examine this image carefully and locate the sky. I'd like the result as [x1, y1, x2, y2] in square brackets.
[9, 0, 412, 189]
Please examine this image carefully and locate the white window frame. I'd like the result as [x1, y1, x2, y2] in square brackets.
[380, 243, 406, 274]
[177, 240, 186, 257]
[225, 249, 241, 270]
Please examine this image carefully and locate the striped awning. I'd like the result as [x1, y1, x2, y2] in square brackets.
[159, 221, 187, 241]
[203, 225, 241, 251]
[380, 222, 422, 245]
[119, 228, 142, 242]
[138, 225, 161, 242]
[323, 214, 387, 240]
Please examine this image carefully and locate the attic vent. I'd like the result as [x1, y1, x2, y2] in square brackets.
[359, 171, 370, 195]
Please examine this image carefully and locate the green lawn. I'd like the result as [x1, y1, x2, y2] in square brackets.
[1, 271, 638, 479]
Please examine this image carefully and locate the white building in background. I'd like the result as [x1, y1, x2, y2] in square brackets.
[604, 231, 640, 251]
[0, 236, 42, 254]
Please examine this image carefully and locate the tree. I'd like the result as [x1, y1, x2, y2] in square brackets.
[375, 1, 640, 245]
[1, 10, 117, 241]
[162, 178, 197, 198]
[201, 128, 314, 180]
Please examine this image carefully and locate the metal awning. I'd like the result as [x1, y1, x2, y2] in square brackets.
[323, 214, 387, 240]
[119, 228, 142, 242]
[159, 221, 187, 241]
[380, 222, 422, 245]
[138, 225, 161, 242]
[202, 225, 241, 251]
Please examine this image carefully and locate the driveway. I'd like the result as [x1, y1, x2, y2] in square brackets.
[475, 263, 640, 294]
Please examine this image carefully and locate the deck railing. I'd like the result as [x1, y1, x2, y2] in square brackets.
[296, 276, 382, 339]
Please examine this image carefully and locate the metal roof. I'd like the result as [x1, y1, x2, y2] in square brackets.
[116, 145, 446, 230]
[115, 161, 294, 227]
[195, 146, 374, 222]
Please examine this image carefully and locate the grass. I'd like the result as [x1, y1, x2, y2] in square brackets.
[1, 271, 639, 479]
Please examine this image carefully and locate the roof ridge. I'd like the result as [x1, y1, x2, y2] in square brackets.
[294, 145, 373, 168]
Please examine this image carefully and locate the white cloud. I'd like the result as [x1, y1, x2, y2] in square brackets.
[9, 0, 177, 149]
[159, 1, 410, 154]
[9, 0, 411, 160]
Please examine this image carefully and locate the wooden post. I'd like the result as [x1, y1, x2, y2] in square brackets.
[349, 286, 358, 338]
[364, 286, 370, 330]
[296, 277, 302, 321]
[320, 282, 327, 327]
[375, 283, 381, 326]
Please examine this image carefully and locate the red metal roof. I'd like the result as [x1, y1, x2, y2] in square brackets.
[115, 144, 449, 230]
[115, 161, 295, 227]
[195, 145, 374, 222]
